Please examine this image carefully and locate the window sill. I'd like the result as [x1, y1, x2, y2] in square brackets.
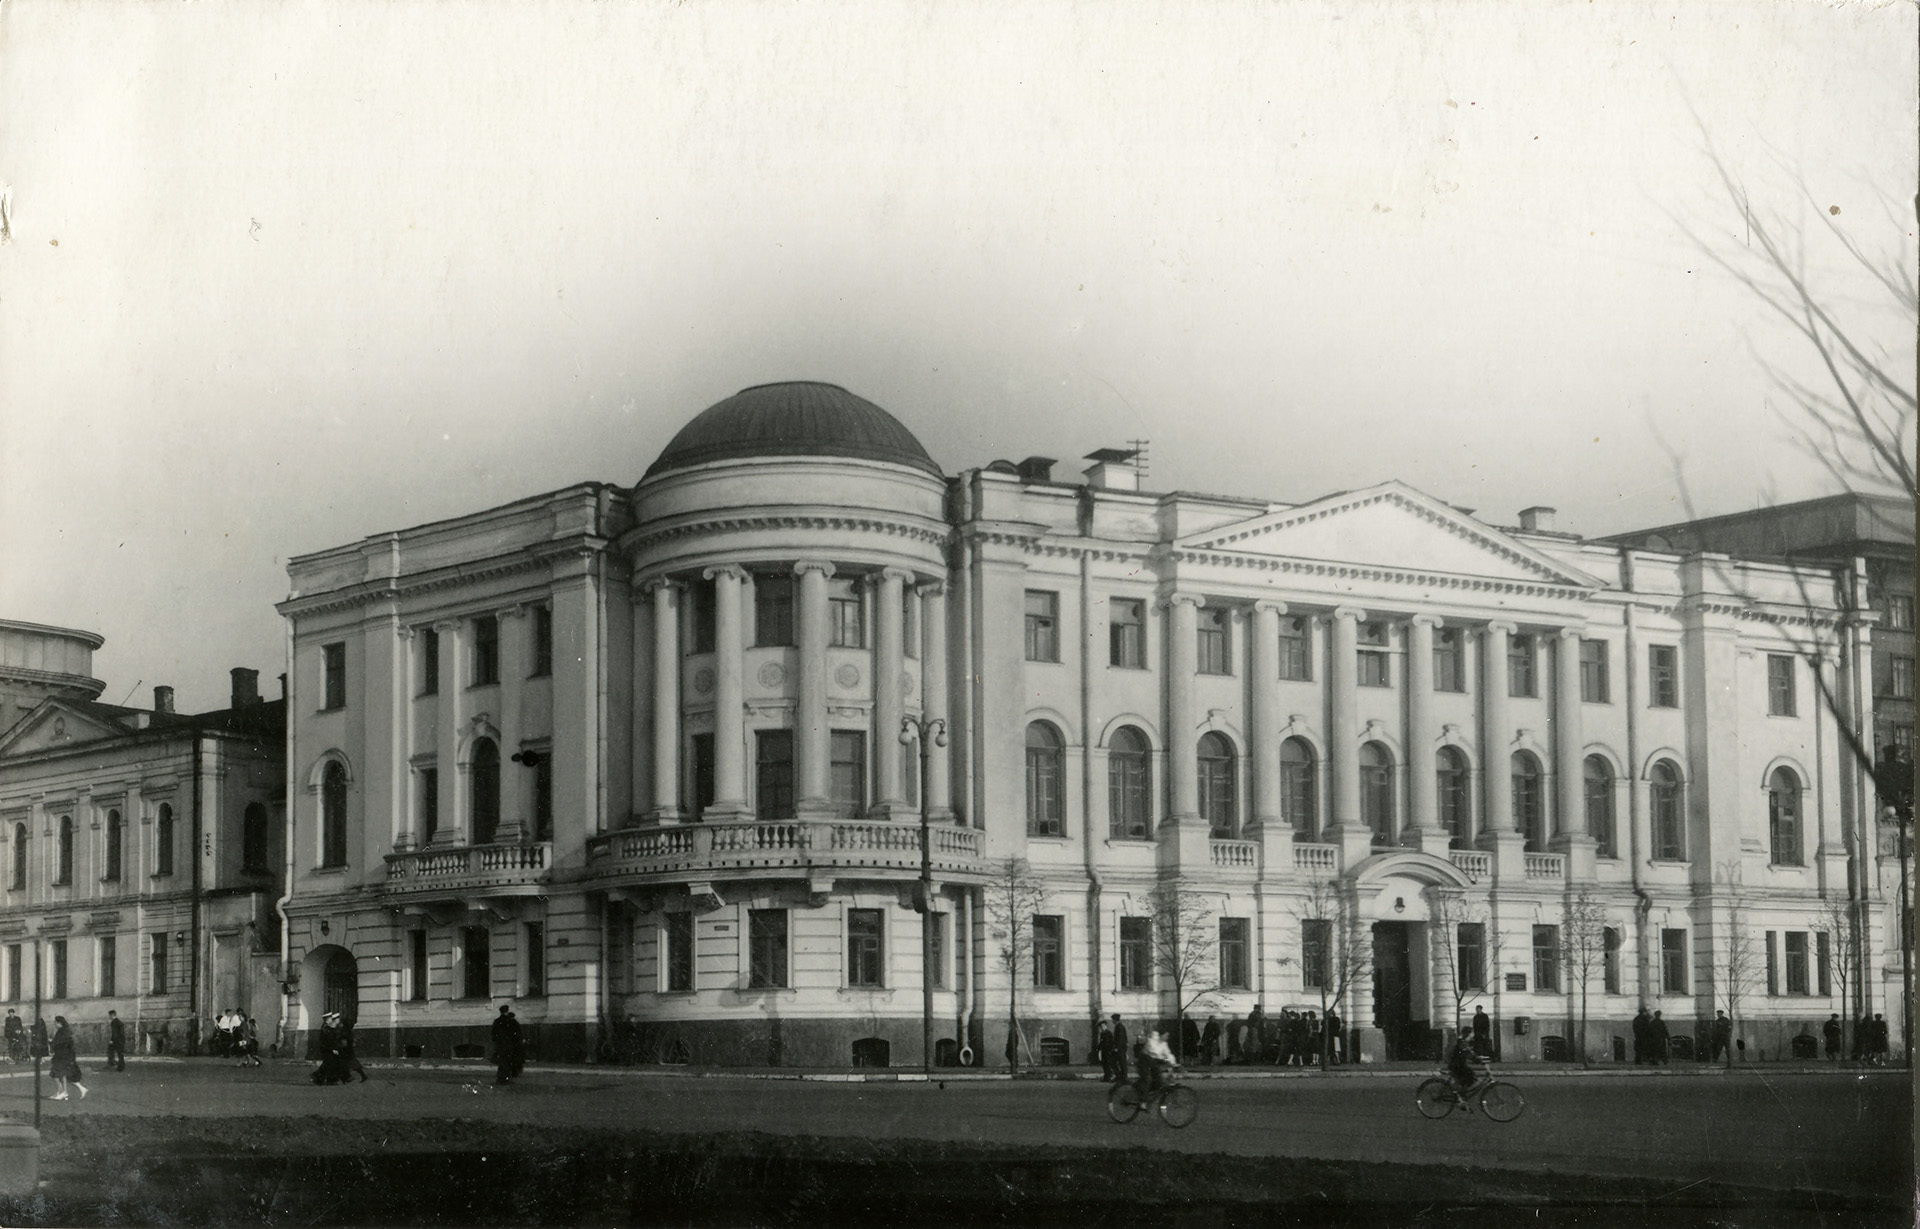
[1025, 657, 1063, 666]
[1766, 862, 1807, 870]
[1026, 835, 1071, 844]
[467, 682, 500, 692]
[318, 706, 346, 715]
[310, 865, 349, 876]
[1104, 836, 1155, 846]
[1107, 663, 1150, 672]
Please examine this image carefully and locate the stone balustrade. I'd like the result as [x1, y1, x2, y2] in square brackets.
[383, 842, 552, 895]
[586, 818, 986, 882]
[1210, 839, 1258, 870]
[1447, 849, 1493, 881]
[1524, 852, 1565, 880]
[1292, 843, 1339, 874]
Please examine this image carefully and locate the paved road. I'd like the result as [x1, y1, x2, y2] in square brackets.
[2, 1061, 1908, 1201]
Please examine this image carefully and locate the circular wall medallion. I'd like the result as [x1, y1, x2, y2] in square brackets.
[692, 667, 715, 695]
[834, 664, 861, 688]
[757, 662, 785, 688]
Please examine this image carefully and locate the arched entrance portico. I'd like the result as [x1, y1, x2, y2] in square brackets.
[300, 944, 359, 1032]
[1345, 852, 1477, 1063]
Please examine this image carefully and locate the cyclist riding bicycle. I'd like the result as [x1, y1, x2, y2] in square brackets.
[1446, 1035, 1489, 1098]
[1132, 1028, 1177, 1099]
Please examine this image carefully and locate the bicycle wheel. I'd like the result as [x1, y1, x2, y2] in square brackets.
[1479, 1081, 1526, 1122]
[1157, 1083, 1198, 1128]
[1415, 1077, 1459, 1119]
[1106, 1082, 1143, 1124]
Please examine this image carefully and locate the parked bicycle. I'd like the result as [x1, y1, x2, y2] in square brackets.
[1107, 1073, 1198, 1128]
[1415, 1072, 1526, 1122]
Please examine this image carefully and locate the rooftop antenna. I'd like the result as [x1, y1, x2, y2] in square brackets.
[116, 680, 143, 708]
[1127, 439, 1150, 485]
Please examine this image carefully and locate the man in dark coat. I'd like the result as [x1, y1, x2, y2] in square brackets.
[1109, 1014, 1129, 1082]
[492, 1003, 523, 1084]
[4, 1010, 23, 1063]
[1323, 1009, 1342, 1064]
[1649, 1010, 1671, 1064]
[1245, 1005, 1266, 1063]
[106, 1010, 127, 1071]
[1472, 1006, 1493, 1058]
[1822, 1013, 1842, 1061]
[1631, 1007, 1652, 1064]
[1200, 1016, 1220, 1066]
[1710, 1010, 1732, 1062]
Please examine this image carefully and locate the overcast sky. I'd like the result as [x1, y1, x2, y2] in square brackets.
[1, 0, 1913, 712]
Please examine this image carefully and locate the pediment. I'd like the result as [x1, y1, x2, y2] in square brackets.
[0, 700, 132, 757]
[1176, 482, 1603, 588]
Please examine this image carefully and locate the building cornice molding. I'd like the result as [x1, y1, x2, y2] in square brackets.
[279, 537, 614, 620]
[626, 514, 951, 558]
[1165, 548, 1599, 604]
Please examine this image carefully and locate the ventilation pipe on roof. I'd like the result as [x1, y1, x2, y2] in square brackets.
[1518, 506, 1558, 532]
[231, 667, 260, 709]
[153, 686, 175, 715]
[1082, 448, 1141, 491]
[1015, 456, 1056, 483]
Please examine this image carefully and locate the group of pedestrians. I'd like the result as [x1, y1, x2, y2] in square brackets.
[1631, 1007, 1675, 1064]
[211, 1008, 264, 1066]
[1095, 1006, 1349, 1078]
[0, 1009, 92, 1100]
[1843, 1012, 1894, 1064]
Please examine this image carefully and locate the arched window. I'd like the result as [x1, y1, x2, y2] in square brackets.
[1436, 747, 1471, 847]
[1107, 726, 1152, 840]
[10, 823, 24, 891]
[1359, 741, 1394, 841]
[320, 763, 348, 867]
[243, 803, 270, 875]
[1197, 733, 1238, 838]
[54, 817, 72, 886]
[1768, 767, 1802, 866]
[1025, 723, 1064, 837]
[1650, 760, 1684, 861]
[1512, 752, 1544, 851]
[1280, 737, 1317, 841]
[105, 809, 123, 882]
[471, 739, 501, 845]
[157, 803, 176, 876]
[1584, 757, 1616, 858]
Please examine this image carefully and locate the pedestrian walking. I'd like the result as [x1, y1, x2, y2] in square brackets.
[1871, 1013, 1891, 1064]
[1246, 1005, 1266, 1063]
[1472, 1006, 1493, 1060]
[311, 1012, 356, 1085]
[1096, 1017, 1116, 1080]
[3, 1010, 22, 1063]
[339, 1015, 368, 1082]
[106, 1010, 126, 1071]
[1200, 1015, 1220, 1066]
[1823, 1013, 1842, 1061]
[1631, 1007, 1652, 1064]
[49, 1017, 87, 1102]
[1710, 1010, 1732, 1062]
[1304, 1011, 1322, 1066]
[1323, 1009, 1343, 1065]
[239, 1017, 263, 1068]
[492, 1003, 523, 1084]
[1650, 1010, 1671, 1065]
[1110, 1014, 1129, 1082]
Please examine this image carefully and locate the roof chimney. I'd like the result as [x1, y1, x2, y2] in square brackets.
[1015, 456, 1056, 483]
[153, 686, 174, 715]
[1082, 448, 1141, 491]
[231, 667, 260, 709]
[1518, 506, 1557, 532]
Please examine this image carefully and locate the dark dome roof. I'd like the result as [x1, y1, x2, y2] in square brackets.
[643, 382, 942, 480]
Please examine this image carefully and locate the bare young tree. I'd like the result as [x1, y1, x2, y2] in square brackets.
[1558, 888, 1611, 1067]
[1715, 860, 1766, 1065]
[1816, 894, 1864, 1061]
[981, 855, 1048, 1072]
[1144, 878, 1219, 1060]
[1288, 878, 1373, 1069]
[1425, 886, 1494, 1041]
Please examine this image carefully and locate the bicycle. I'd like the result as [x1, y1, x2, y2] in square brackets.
[1415, 1072, 1525, 1122]
[1106, 1073, 1198, 1128]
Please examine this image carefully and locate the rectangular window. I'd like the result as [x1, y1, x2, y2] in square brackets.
[98, 937, 115, 998]
[322, 642, 347, 711]
[1218, 918, 1250, 989]
[1119, 917, 1151, 991]
[419, 627, 440, 695]
[1279, 617, 1311, 681]
[756, 730, 795, 820]
[1508, 634, 1536, 698]
[847, 908, 884, 987]
[1109, 599, 1146, 668]
[829, 730, 866, 817]
[1032, 914, 1064, 989]
[1579, 639, 1609, 702]
[1197, 608, 1231, 675]
[1025, 591, 1060, 662]
[417, 766, 439, 844]
[1893, 724, 1915, 761]
[1357, 622, 1389, 688]
[409, 930, 428, 1001]
[472, 615, 500, 686]
[532, 754, 553, 842]
[666, 913, 694, 993]
[1648, 645, 1678, 708]
[50, 939, 66, 999]
[1433, 627, 1465, 692]
[929, 913, 947, 989]
[1660, 928, 1687, 995]
[1767, 654, 1796, 716]
[1765, 930, 1778, 996]
[1457, 923, 1486, 992]
[690, 579, 717, 654]
[1533, 924, 1560, 993]
[150, 933, 168, 996]
[1888, 594, 1914, 630]
[1816, 930, 1832, 996]
[1891, 656, 1914, 699]
[691, 733, 716, 821]
[754, 575, 795, 647]
[524, 922, 545, 998]
[1302, 919, 1333, 990]
[531, 605, 553, 676]
[750, 909, 789, 989]
[461, 926, 491, 999]
[828, 579, 864, 649]
[1602, 927, 1622, 995]
[1784, 930, 1809, 995]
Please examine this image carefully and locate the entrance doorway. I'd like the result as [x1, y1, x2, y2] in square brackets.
[323, 949, 358, 1026]
[1372, 922, 1412, 1060]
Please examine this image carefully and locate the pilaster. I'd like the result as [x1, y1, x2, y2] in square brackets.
[704, 566, 751, 821]
[643, 579, 684, 824]
[794, 561, 836, 819]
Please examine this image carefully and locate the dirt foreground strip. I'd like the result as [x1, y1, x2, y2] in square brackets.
[0, 1116, 1906, 1228]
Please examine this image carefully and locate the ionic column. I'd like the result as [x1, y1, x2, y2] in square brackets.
[433, 619, 464, 844]
[1479, 621, 1524, 880]
[1165, 594, 1203, 822]
[919, 580, 952, 818]
[493, 606, 528, 841]
[1550, 627, 1596, 877]
[644, 579, 684, 822]
[794, 561, 835, 816]
[1406, 615, 1446, 853]
[1249, 601, 1287, 829]
[869, 569, 913, 818]
[1428, 901, 1458, 1034]
[705, 566, 751, 819]
[1327, 607, 1365, 832]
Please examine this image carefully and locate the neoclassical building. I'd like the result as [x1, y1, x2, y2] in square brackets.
[278, 382, 1904, 1065]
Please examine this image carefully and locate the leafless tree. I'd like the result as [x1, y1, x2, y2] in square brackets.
[1559, 888, 1611, 1067]
[981, 855, 1048, 1072]
[1714, 859, 1766, 1065]
[1816, 894, 1863, 1061]
[1144, 878, 1219, 1060]
[1285, 878, 1373, 1069]
[1426, 886, 1494, 1040]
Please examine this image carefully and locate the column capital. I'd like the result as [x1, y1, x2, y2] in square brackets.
[1484, 620, 1518, 636]
[496, 604, 529, 621]
[792, 560, 836, 580]
[1163, 592, 1206, 610]
[1555, 626, 1585, 643]
[639, 576, 685, 597]
[431, 618, 461, 634]
[1252, 600, 1289, 616]
[914, 579, 947, 599]
[702, 564, 751, 584]
[876, 567, 917, 586]
[1332, 605, 1368, 623]
[1409, 614, 1443, 630]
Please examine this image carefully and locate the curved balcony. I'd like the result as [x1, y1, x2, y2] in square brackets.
[383, 842, 552, 898]
[585, 818, 986, 885]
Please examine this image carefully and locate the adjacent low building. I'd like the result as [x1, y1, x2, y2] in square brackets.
[278, 382, 1906, 1066]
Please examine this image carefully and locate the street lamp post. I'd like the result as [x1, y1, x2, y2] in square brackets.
[900, 715, 947, 1076]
